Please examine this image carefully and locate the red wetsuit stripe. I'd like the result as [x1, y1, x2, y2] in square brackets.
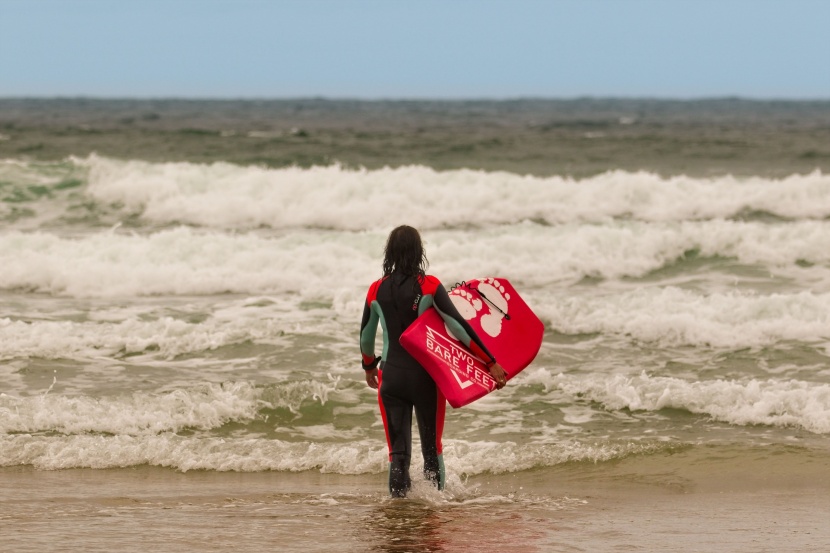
[366, 277, 384, 305]
[420, 275, 440, 297]
[376, 370, 393, 461]
[467, 339, 495, 366]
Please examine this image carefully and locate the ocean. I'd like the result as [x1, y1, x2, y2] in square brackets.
[2, 98, 830, 552]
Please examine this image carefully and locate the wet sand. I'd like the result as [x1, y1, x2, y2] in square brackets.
[2, 454, 828, 553]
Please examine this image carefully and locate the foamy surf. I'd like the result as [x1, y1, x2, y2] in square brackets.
[77, 156, 830, 228]
[551, 371, 830, 434]
[3, 286, 830, 358]
[2, 220, 830, 292]
[543, 287, 830, 348]
[0, 432, 665, 474]
[3, 156, 830, 231]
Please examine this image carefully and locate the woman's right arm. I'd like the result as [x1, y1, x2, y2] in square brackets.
[360, 299, 381, 388]
[432, 285, 506, 389]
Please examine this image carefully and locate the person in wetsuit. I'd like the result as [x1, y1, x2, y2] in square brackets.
[360, 225, 507, 497]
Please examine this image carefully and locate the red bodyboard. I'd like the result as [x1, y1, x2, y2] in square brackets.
[399, 278, 544, 408]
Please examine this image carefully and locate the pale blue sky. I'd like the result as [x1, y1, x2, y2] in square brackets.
[1, 0, 828, 99]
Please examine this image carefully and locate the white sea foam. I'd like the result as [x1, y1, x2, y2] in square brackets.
[4, 279, 830, 359]
[3, 218, 830, 299]
[6, 156, 830, 232]
[0, 380, 338, 435]
[73, 156, 830, 229]
[552, 372, 830, 434]
[0, 307, 295, 360]
[0, 432, 654, 473]
[543, 287, 830, 348]
[0, 433, 388, 472]
[443, 439, 664, 475]
[0, 227, 379, 298]
[3, 287, 830, 357]
[429, 219, 830, 288]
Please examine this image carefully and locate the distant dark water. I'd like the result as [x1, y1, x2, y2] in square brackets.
[2, 97, 829, 176]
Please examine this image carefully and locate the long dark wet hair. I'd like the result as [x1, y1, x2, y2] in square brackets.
[383, 225, 428, 279]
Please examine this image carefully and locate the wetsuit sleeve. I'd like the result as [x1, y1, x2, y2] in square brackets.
[360, 300, 381, 370]
[360, 280, 385, 371]
[432, 285, 497, 367]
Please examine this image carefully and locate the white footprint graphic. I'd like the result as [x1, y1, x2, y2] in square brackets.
[449, 289, 482, 320]
[446, 289, 483, 341]
[478, 278, 510, 337]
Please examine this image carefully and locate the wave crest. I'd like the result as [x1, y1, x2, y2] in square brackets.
[553, 372, 830, 434]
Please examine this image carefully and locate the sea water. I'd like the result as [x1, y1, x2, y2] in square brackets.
[2, 100, 830, 551]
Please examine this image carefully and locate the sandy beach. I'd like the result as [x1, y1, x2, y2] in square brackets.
[3, 445, 829, 552]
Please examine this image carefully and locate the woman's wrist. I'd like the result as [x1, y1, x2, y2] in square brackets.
[362, 355, 382, 370]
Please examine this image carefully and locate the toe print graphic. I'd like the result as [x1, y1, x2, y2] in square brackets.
[478, 278, 510, 337]
[446, 288, 483, 341]
[449, 289, 483, 320]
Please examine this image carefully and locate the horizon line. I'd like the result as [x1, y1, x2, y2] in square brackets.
[2, 94, 830, 103]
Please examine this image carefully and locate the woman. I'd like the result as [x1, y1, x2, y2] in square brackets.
[360, 225, 507, 497]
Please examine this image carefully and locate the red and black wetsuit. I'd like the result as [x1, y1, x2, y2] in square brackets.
[360, 272, 496, 497]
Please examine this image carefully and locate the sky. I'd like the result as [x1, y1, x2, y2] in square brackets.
[1, 0, 828, 99]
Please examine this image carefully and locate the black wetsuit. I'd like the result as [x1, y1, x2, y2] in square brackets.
[360, 272, 496, 497]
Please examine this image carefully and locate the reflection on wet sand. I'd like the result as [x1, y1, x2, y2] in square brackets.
[365, 502, 447, 553]
[363, 499, 552, 553]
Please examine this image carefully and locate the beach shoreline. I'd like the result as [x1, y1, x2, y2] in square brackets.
[2, 463, 828, 552]
[5, 439, 830, 553]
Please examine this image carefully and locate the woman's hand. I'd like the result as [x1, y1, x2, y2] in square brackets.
[365, 368, 379, 389]
[488, 363, 507, 389]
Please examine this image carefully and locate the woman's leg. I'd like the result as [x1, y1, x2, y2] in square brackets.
[414, 376, 447, 490]
[379, 369, 413, 497]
